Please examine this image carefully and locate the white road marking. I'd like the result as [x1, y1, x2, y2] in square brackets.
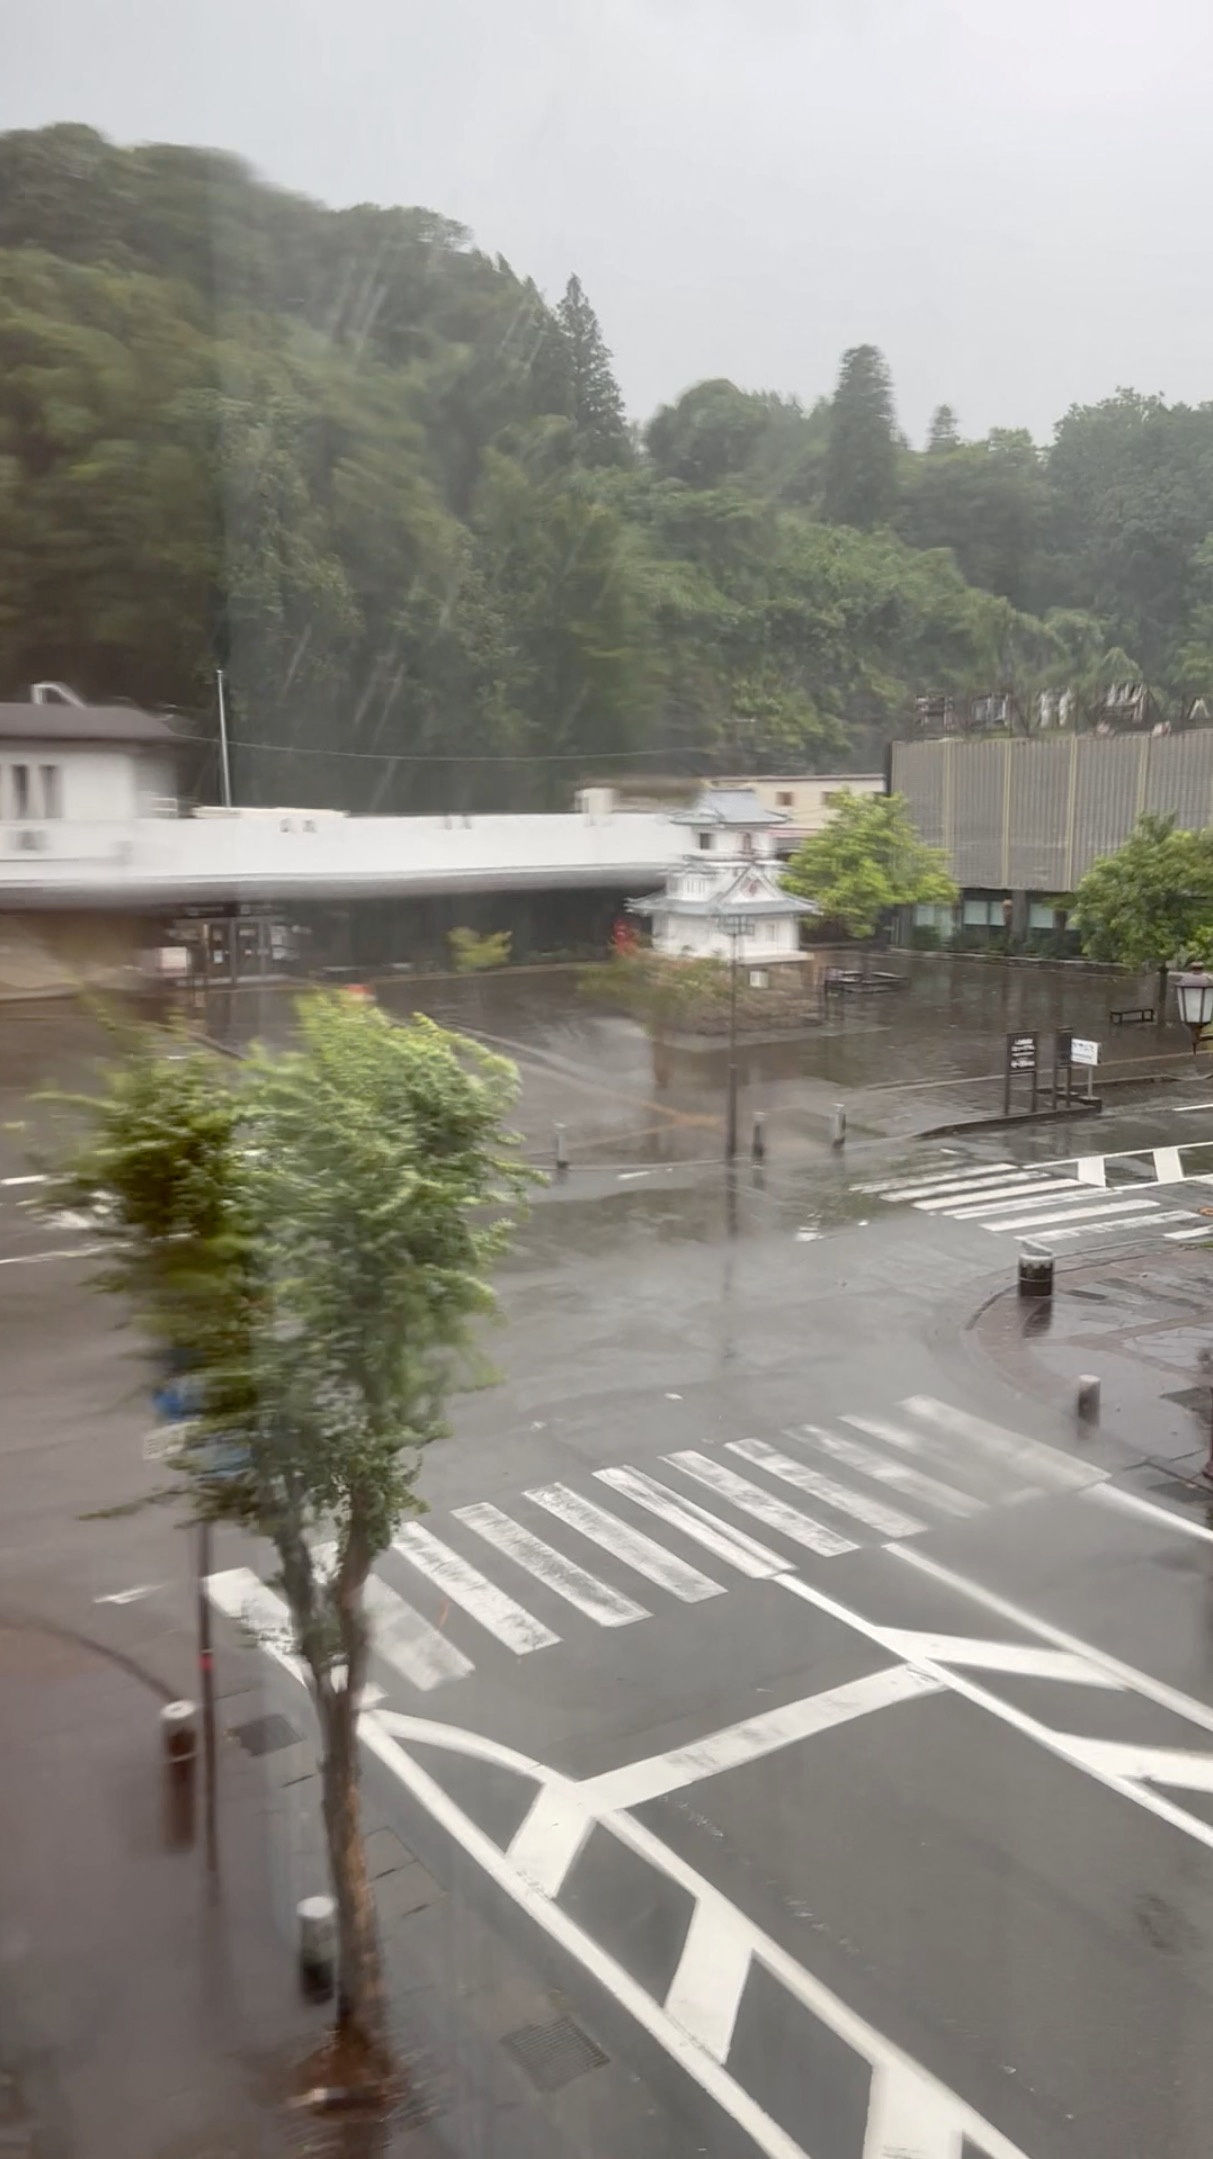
[0, 1243, 106, 1268]
[1086, 1483, 1213, 1543]
[946, 1184, 1109, 1219]
[665, 1451, 858, 1557]
[1060, 1735, 1213, 1792]
[94, 1583, 163, 1606]
[798, 1423, 983, 1519]
[392, 1523, 559, 1653]
[876, 1630, 1119, 1686]
[884, 1172, 1051, 1204]
[454, 1502, 648, 1625]
[575, 1665, 943, 1816]
[526, 1483, 722, 1603]
[978, 1197, 1161, 1233]
[594, 1466, 785, 1577]
[914, 1179, 1078, 1212]
[1153, 1146, 1185, 1182]
[1040, 1209, 1194, 1244]
[780, 1569, 1213, 1857]
[210, 1572, 1033, 2159]
[900, 1396, 1099, 1493]
[0, 1173, 47, 1187]
[206, 1566, 304, 1671]
[728, 1437, 925, 1538]
[362, 1575, 474, 1691]
[1165, 1222, 1213, 1241]
[665, 1898, 752, 2060]
[863, 2060, 967, 2159]
[855, 1162, 1015, 1195]
[1074, 1154, 1108, 1185]
[842, 1412, 1033, 1507]
[1174, 1101, 1213, 1112]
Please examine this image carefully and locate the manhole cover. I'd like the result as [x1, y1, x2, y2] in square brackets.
[501, 2014, 608, 2092]
[230, 1712, 301, 1757]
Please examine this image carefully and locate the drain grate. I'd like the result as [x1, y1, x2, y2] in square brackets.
[229, 1712, 301, 1757]
[501, 2014, 608, 2092]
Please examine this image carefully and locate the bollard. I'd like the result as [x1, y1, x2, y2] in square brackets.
[554, 1122, 568, 1178]
[751, 1111, 766, 1164]
[830, 1104, 846, 1149]
[161, 1698, 197, 1777]
[1018, 1250, 1054, 1299]
[1077, 1374, 1101, 1422]
[298, 1894, 336, 2000]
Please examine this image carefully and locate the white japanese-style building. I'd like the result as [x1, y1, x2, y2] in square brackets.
[629, 786, 820, 962]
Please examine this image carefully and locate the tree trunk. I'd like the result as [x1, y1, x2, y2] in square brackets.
[317, 1675, 389, 2062]
[1157, 962, 1169, 1023]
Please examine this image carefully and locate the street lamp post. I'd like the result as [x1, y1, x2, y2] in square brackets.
[718, 911, 747, 1162]
[1173, 970, 1213, 1056]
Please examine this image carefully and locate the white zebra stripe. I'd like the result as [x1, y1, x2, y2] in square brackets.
[1165, 1222, 1213, 1242]
[526, 1483, 723, 1603]
[727, 1437, 925, 1539]
[855, 1161, 1014, 1195]
[840, 1412, 1031, 1505]
[392, 1523, 558, 1653]
[594, 1467, 785, 1578]
[900, 1396, 1098, 1493]
[793, 1423, 983, 1519]
[914, 1180, 1078, 1213]
[454, 1502, 648, 1627]
[362, 1574, 474, 1691]
[976, 1197, 1160, 1234]
[893, 1172, 1062, 1203]
[945, 1184, 1109, 1220]
[664, 1452, 858, 1557]
[1040, 1209, 1194, 1245]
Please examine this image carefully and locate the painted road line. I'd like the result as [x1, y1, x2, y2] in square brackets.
[797, 1423, 984, 1519]
[392, 1523, 559, 1653]
[888, 1545, 1213, 1737]
[206, 1566, 304, 1673]
[1074, 1154, 1107, 1185]
[976, 1197, 1162, 1233]
[901, 1396, 1101, 1493]
[1165, 1222, 1213, 1241]
[574, 1665, 943, 1817]
[0, 1173, 46, 1187]
[841, 1411, 1036, 1507]
[0, 1243, 107, 1268]
[875, 1630, 1119, 1686]
[664, 1898, 753, 2061]
[1059, 1735, 1213, 1792]
[594, 1466, 786, 1578]
[862, 2062, 969, 2159]
[210, 1571, 1032, 2159]
[872, 1170, 1042, 1203]
[779, 1569, 1213, 1859]
[913, 1179, 1079, 1212]
[362, 1574, 474, 1691]
[1174, 1101, 1213, 1112]
[1153, 1146, 1186, 1182]
[854, 1160, 1013, 1194]
[945, 1184, 1115, 1220]
[1039, 1208, 1195, 1245]
[1085, 1482, 1213, 1545]
[664, 1451, 859, 1558]
[454, 1501, 649, 1626]
[526, 1483, 723, 1603]
[728, 1437, 925, 1539]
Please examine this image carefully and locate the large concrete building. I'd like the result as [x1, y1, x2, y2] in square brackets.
[892, 731, 1213, 937]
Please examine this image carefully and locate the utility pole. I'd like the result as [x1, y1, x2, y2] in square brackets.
[722, 914, 744, 1162]
[216, 670, 233, 810]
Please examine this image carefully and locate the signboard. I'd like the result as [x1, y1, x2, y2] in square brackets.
[1008, 1034, 1038, 1072]
[1070, 1037, 1100, 1068]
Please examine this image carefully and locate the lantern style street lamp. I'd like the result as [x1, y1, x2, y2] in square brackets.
[1173, 969, 1213, 1055]
[715, 908, 748, 1161]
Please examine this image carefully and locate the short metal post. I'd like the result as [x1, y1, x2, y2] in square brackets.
[197, 1517, 217, 1875]
[751, 1111, 766, 1164]
[554, 1123, 568, 1178]
[1018, 1250, 1054, 1298]
[161, 1699, 198, 1778]
[298, 1894, 336, 2000]
[830, 1104, 846, 1149]
[725, 932, 740, 1163]
[1077, 1375, 1101, 1422]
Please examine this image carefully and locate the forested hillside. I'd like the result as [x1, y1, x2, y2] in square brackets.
[2, 123, 1212, 810]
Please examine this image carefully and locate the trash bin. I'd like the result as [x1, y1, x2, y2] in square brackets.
[1018, 1251, 1054, 1299]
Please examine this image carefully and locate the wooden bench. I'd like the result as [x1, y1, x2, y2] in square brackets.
[1109, 1006, 1156, 1025]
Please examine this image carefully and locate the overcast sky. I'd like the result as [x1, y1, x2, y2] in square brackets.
[5, 0, 1212, 443]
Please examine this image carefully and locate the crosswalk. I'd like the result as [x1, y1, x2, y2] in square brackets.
[208, 1393, 1101, 1698]
[857, 1146, 1213, 1250]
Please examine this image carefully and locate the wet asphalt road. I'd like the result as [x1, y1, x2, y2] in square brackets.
[9, 982, 1213, 2157]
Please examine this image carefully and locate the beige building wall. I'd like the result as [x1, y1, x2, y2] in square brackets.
[717, 774, 884, 845]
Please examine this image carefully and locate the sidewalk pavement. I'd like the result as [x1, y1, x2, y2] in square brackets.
[0, 1617, 671, 2159]
[968, 1241, 1213, 1492]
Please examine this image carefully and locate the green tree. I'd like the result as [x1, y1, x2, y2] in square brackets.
[448, 926, 512, 972]
[783, 791, 957, 939]
[823, 344, 899, 530]
[47, 996, 533, 2069]
[556, 274, 630, 468]
[897, 428, 1047, 612]
[1071, 813, 1213, 1008]
[926, 404, 961, 453]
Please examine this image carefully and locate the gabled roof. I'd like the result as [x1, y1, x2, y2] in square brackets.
[670, 787, 788, 829]
[0, 701, 180, 746]
[630, 863, 820, 918]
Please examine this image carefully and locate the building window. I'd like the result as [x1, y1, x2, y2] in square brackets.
[741, 832, 753, 855]
[962, 898, 995, 927]
[39, 765, 61, 818]
[1028, 901, 1058, 930]
[10, 765, 29, 819]
[697, 831, 711, 850]
[776, 790, 793, 807]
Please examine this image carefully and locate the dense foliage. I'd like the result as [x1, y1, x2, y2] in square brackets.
[6, 124, 1213, 809]
[783, 791, 958, 939]
[1071, 814, 1213, 992]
